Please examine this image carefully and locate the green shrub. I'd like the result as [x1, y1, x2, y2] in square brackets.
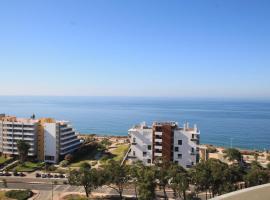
[5, 190, 33, 200]
[60, 160, 69, 167]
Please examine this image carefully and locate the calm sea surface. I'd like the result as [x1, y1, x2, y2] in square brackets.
[0, 96, 270, 150]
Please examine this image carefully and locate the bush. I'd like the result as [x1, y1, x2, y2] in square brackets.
[65, 154, 74, 162]
[48, 165, 57, 171]
[60, 160, 69, 167]
[207, 146, 217, 153]
[5, 190, 33, 200]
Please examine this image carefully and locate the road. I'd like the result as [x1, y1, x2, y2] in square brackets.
[0, 177, 208, 200]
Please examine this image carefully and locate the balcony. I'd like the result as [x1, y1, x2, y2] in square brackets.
[155, 138, 162, 143]
[155, 132, 162, 136]
[154, 145, 162, 149]
[155, 153, 162, 157]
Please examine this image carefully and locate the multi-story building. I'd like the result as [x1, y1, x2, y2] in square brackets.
[0, 114, 82, 163]
[128, 121, 200, 168]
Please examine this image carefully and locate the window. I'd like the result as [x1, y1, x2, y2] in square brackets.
[148, 145, 151, 150]
[191, 147, 194, 153]
[192, 134, 195, 139]
[178, 154, 182, 159]
[133, 151, 136, 156]
[147, 159, 151, 164]
[174, 147, 179, 152]
[133, 138, 136, 143]
[143, 152, 147, 157]
[174, 160, 178, 164]
[178, 140, 182, 145]
[45, 155, 54, 161]
[191, 162, 194, 166]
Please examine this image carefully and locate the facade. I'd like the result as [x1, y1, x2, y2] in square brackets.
[0, 114, 81, 163]
[128, 121, 200, 168]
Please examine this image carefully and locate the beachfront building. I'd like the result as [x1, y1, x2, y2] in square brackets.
[0, 114, 82, 163]
[128, 121, 200, 168]
[0, 115, 39, 157]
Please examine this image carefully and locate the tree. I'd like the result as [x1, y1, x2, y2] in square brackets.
[68, 164, 101, 197]
[2, 179, 7, 188]
[267, 162, 270, 170]
[190, 161, 211, 199]
[154, 159, 171, 200]
[16, 140, 31, 163]
[191, 159, 233, 199]
[169, 164, 189, 200]
[64, 154, 73, 163]
[103, 160, 129, 200]
[129, 161, 144, 199]
[244, 161, 269, 187]
[137, 166, 156, 200]
[223, 148, 242, 163]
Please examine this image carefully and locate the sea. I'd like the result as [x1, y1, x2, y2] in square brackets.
[0, 96, 269, 150]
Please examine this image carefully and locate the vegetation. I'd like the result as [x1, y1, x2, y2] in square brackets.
[223, 148, 242, 163]
[0, 156, 11, 165]
[103, 160, 129, 200]
[65, 143, 270, 200]
[14, 161, 44, 172]
[69, 143, 102, 167]
[69, 162, 103, 197]
[16, 140, 31, 163]
[5, 190, 33, 200]
[2, 179, 7, 188]
[111, 144, 130, 162]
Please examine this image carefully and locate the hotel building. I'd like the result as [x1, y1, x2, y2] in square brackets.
[128, 121, 200, 168]
[0, 114, 81, 163]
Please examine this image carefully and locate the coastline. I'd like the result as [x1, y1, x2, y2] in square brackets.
[78, 133, 269, 152]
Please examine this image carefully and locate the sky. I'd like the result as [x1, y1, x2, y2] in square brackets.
[0, 0, 270, 98]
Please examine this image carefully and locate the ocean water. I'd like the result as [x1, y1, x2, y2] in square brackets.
[0, 96, 270, 150]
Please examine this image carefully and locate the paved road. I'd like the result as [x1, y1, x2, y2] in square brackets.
[0, 177, 208, 200]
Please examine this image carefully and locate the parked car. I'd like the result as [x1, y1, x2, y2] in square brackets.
[54, 174, 59, 178]
[19, 172, 25, 177]
[4, 172, 11, 176]
[36, 173, 41, 178]
[41, 174, 47, 178]
[0, 172, 4, 176]
[47, 174, 53, 178]
[59, 174, 65, 178]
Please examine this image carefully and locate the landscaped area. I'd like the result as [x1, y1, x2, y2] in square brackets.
[0, 157, 11, 165]
[0, 190, 33, 200]
[111, 144, 130, 162]
[13, 162, 44, 172]
[67, 137, 130, 168]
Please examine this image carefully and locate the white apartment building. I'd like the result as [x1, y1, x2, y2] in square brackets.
[128, 121, 200, 168]
[43, 120, 81, 163]
[0, 114, 82, 163]
[0, 116, 38, 156]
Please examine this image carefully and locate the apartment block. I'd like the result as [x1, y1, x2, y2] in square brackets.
[0, 114, 81, 163]
[128, 121, 200, 168]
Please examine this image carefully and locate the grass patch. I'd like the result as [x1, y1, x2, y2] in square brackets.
[0, 157, 11, 165]
[5, 190, 33, 200]
[0, 191, 12, 200]
[111, 144, 130, 162]
[63, 194, 88, 200]
[14, 162, 44, 172]
[69, 143, 102, 167]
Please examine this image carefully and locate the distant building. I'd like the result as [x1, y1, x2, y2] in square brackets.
[0, 114, 82, 163]
[128, 121, 200, 168]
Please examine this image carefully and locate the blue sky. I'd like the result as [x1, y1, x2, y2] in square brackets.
[0, 0, 270, 98]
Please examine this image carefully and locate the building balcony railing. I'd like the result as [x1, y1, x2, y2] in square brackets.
[154, 145, 162, 149]
[154, 138, 162, 143]
[155, 153, 162, 157]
